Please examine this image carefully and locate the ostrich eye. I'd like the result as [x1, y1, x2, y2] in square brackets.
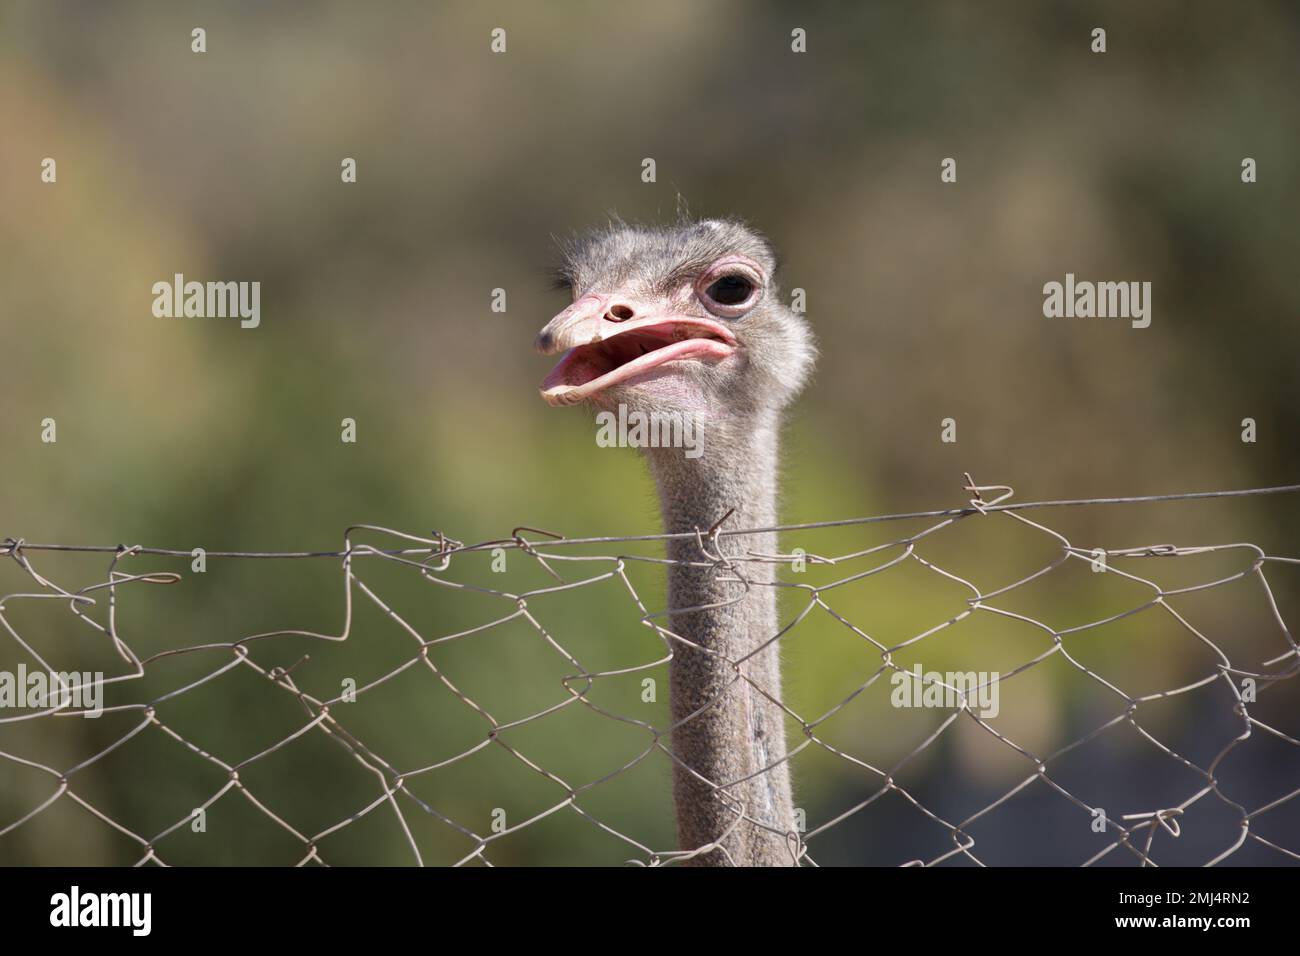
[704, 275, 753, 306]
[695, 258, 764, 318]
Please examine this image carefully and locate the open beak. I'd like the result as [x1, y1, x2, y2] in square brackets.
[535, 295, 738, 406]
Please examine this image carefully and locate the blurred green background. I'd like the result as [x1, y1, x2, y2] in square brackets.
[1, 0, 1298, 866]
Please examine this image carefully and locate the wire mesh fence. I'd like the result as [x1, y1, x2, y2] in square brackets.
[2, 478, 1298, 866]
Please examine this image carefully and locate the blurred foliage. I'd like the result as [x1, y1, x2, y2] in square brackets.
[1, 1, 1298, 865]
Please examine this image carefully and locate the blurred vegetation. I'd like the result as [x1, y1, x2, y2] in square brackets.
[1, 1, 1298, 865]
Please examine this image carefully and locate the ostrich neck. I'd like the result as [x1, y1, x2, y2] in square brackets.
[651, 413, 780, 544]
[646, 408, 796, 866]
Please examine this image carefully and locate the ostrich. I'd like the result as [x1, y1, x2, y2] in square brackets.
[535, 218, 815, 866]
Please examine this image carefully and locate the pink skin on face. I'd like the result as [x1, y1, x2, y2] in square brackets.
[536, 253, 770, 409]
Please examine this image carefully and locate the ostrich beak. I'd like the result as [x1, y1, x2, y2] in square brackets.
[535, 295, 737, 406]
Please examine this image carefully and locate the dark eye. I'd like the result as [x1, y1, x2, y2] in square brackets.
[695, 259, 764, 318]
[704, 275, 753, 306]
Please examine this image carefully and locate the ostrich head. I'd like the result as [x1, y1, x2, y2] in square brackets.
[536, 219, 814, 422]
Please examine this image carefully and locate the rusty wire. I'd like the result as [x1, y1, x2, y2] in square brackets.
[1, 479, 1297, 866]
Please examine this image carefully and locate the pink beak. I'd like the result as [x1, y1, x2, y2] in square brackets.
[536, 293, 738, 406]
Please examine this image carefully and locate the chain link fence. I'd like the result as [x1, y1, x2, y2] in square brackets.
[2, 479, 1298, 866]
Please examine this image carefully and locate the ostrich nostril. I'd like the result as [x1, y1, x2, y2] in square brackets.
[605, 304, 635, 322]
